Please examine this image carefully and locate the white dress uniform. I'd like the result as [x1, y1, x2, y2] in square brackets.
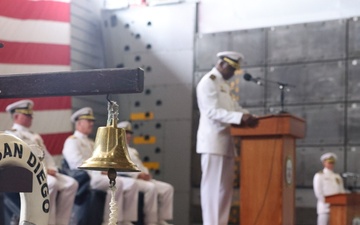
[196, 57, 249, 225]
[117, 121, 174, 225]
[313, 153, 345, 225]
[62, 130, 139, 224]
[7, 123, 78, 225]
[125, 146, 174, 224]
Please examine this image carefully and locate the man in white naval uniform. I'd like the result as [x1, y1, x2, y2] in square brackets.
[313, 152, 345, 225]
[62, 107, 139, 225]
[196, 51, 258, 225]
[5, 99, 79, 225]
[118, 121, 174, 225]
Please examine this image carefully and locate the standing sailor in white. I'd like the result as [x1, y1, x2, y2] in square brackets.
[5, 99, 79, 225]
[62, 107, 139, 225]
[313, 152, 345, 225]
[196, 51, 258, 225]
[118, 121, 174, 225]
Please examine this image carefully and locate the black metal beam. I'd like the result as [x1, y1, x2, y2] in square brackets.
[0, 68, 144, 98]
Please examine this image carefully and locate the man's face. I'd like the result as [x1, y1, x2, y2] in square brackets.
[219, 62, 236, 80]
[125, 131, 132, 145]
[323, 160, 335, 171]
[14, 113, 33, 128]
[77, 119, 94, 135]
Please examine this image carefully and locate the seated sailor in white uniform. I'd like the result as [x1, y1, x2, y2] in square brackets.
[6, 99, 79, 225]
[118, 121, 174, 225]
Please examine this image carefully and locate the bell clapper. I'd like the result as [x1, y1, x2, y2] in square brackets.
[108, 168, 117, 187]
[107, 168, 118, 225]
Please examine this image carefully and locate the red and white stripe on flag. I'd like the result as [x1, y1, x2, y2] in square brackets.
[0, 0, 72, 156]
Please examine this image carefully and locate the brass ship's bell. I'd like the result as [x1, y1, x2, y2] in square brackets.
[79, 106, 140, 172]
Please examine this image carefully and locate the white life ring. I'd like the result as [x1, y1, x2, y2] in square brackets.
[0, 132, 50, 225]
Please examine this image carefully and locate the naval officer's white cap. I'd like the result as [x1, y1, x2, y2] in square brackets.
[70, 107, 95, 123]
[5, 99, 34, 115]
[217, 51, 244, 69]
[117, 121, 133, 134]
[320, 152, 337, 163]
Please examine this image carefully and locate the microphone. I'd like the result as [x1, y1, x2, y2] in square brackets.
[243, 73, 263, 86]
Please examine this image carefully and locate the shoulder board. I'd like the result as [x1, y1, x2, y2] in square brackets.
[68, 135, 77, 139]
[209, 74, 216, 80]
[317, 170, 324, 174]
[9, 129, 17, 132]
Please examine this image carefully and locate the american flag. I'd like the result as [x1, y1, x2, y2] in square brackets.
[0, 0, 72, 158]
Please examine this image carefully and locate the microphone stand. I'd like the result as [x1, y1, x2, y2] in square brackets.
[279, 82, 288, 114]
[353, 175, 359, 192]
[244, 74, 295, 114]
[264, 79, 295, 114]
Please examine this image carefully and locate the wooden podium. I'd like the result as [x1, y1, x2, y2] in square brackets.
[231, 114, 305, 225]
[325, 193, 360, 225]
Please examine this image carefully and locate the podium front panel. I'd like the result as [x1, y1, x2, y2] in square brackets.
[240, 136, 295, 225]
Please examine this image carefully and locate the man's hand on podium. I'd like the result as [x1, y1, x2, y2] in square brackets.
[241, 114, 259, 127]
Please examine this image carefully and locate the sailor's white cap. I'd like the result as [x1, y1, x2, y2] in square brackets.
[70, 107, 95, 123]
[320, 152, 337, 163]
[117, 121, 133, 134]
[217, 51, 244, 69]
[5, 99, 34, 115]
